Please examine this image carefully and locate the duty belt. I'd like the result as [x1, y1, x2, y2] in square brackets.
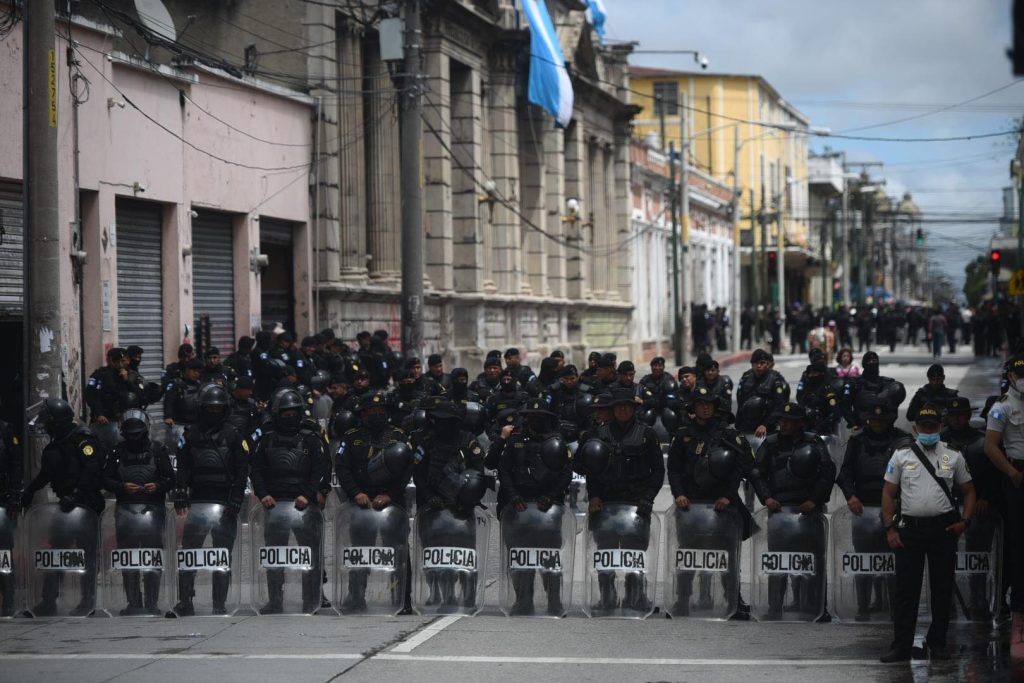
[900, 511, 958, 527]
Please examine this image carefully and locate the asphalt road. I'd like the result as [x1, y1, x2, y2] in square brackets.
[0, 343, 1014, 683]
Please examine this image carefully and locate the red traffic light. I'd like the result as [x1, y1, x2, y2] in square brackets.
[992, 250, 1002, 261]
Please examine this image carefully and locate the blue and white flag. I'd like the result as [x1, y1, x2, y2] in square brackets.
[586, 0, 607, 41]
[523, 0, 574, 128]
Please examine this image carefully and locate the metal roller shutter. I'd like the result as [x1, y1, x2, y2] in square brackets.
[116, 199, 164, 419]
[191, 211, 235, 354]
[0, 185, 24, 317]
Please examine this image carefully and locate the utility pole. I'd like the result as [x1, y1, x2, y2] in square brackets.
[679, 97, 691, 364]
[730, 125, 741, 352]
[840, 152, 850, 306]
[400, 0, 424, 357]
[759, 158, 768, 308]
[749, 188, 758, 311]
[669, 141, 682, 365]
[776, 196, 785, 315]
[860, 192, 872, 305]
[24, 1, 62, 459]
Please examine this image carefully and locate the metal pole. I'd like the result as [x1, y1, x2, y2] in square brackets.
[669, 141, 682, 365]
[679, 97, 691, 364]
[777, 204, 785, 314]
[750, 188, 758, 311]
[730, 125, 741, 352]
[860, 194, 871, 305]
[24, 0, 62, 470]
[840, 152, 850, 306]
[400, 0, 424, 357]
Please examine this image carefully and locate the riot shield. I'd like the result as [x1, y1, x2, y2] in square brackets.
[664, 502, 742, 619]
[171, 502, 242, 617]
[749, 507, 828, 622]
[99, 503, 174, 617]
[21, 503, 100, 617]
[0, 507, 17, 617]
[499, 503, 576, 617]
[249, 503, 325, 615]
[333, 503, 410, 616]
[412, 506, 491, 615]
[928, 511, 1004, 622]
[830, 505, 894, 623]
[583, 503, 660, 619]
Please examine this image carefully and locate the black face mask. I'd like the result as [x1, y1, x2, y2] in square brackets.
[199, 408, 225, 430]
[365, 413, 389, 433]
[276, 410, 302, 434]
[433, 418, 462, 440]
[451, 383, 468, 400]
[862, 364, 879, 379]
[122, 433, 149, 453]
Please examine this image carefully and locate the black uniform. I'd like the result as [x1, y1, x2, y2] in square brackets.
[666, 418, 752, 615]
[173, 422, 249, 613]
[470, 376, 501, 403]
[163, 377, 201, 426]
[85, 366, 130, 443]
[547, 384, 588, 443]
[843, 372, 905, 428]
[227, 396, 260, 442]
[586, 418, 665, 611]
[796, 376, 843, 435]
[200, 365, 237, 388]
[250, 422, 331, 612]
[0, 422, 22, 615]
[484, 387, 529, 440]
[736, 370, 790, 433]
[753, 432, 835, 618]
[103, 437, 174, 614]
[22, 425, 106, 615]
[837, 425, 913, 619]
[224, 350, 253, 379]
[699, 375, 734, 413]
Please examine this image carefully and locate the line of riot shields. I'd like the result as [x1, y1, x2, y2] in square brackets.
[0, 494, 1001, 621]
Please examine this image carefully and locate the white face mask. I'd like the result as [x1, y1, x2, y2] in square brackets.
[1010, 377, 1024, 402]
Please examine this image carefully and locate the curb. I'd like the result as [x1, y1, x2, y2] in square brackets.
[718, 350, 753, 370]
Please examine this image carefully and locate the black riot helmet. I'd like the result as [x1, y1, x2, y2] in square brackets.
[737, 395, 766, 427]
[707, 445, 740, 481]
[366, 441, 413, 486]
[273, 389, 305, 435]
[310, 370, 331, 393]
[575, 438, 611, 477]
[120, 409, 150, 450]
[537, 435, 569, 471]
[456, 469, 491, 508]
[34, 398, 76, 439]
[198, 384, 230, 429]
[357, 391, 390, 433]
[462, 401, 486, 435]
[788, 443, 820, 479]
[331, 409, 358, 438]
[876, 381, 906, 410]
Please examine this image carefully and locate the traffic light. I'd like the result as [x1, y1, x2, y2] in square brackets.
[991, 249, 1002, 276]
[915, 229, 924, 246]
[767, 250, 777, 267]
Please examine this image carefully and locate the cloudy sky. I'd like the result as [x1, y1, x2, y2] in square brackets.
[602, 0, 1021, 294]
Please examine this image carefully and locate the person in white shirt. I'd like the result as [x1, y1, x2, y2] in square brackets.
[879, 404, 976, 663]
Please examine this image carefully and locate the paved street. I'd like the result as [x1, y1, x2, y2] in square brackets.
[0, 344, 1014, 683]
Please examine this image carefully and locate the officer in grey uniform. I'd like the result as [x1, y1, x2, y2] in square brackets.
[984, 353, 1024, 614]
[880, 404, 976, 663]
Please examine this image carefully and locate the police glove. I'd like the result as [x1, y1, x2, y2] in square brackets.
[636, 500, 653, 519]
[58, 496, 77, 513]
[425, 496, 445, 511]
[511, 496, 527, 512]
[536, 496, 553, 512]
[226, 501, 242, 516]
[172, 489, 191, 512]
[19, 491, 34, 511]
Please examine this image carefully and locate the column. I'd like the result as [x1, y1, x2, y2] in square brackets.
[612, 127, 631, 302]
[423, 45, 453, 291]
[337, 20, 367, 280]
[544, 124, 566, 299]
[564, 122, 586, 300]
[488, 62, 521, 295]
[519, 104, 547, 296]
[365, 42, 401, 281]
[451, 64, 484, 293]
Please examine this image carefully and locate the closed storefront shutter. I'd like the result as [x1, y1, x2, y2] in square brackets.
[0, 184, 24, 317]
[116, 199, 164, 418]
[191, 211, 235, 354]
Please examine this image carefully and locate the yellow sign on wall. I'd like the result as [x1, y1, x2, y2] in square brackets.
[1009, 269, 1024, 296]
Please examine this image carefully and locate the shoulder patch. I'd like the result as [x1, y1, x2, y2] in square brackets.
[242, 440, 250, 453]
[82, 444, 94, 457]
[11, 436, 18, 446]
[776, 387, 784, 394]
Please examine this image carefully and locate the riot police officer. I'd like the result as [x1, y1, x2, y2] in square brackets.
[490, 398, 572, 615]
[102, 410, 174, 615]
[796, 362, 842, 435]
[696, 355, 734, 415]
[906, 364, 959, 422]
[22, 399, 106, 616]
[753, 402, 835, 621]
[125, 345, 162, 410]
[736, 349, 790, 438]
[943, 397, 1005, 618]
[0, 417, 22, 616]
[413, 399, 488, 610]
[200, 347, 237, 388]
[162, 343, 196, 384]
[484, 368, 529, 441]
[548, 365, 590, 443]
[844, 351, 906, 428]
[226, 376, 260, 443]
[471, 357, 502, 402]
[837, 400, 913, 621]
[224, 336, 255, 379]
[163, 358, 204, 445]
[334, 392, 413, 612]
[585, 387, 665, 612]
[503, 348, 540, 397]
[171, 385, 249, 616]
[667, 387, 753, 617]
[250, 390, 332, 614]
[639, 356, 678, 419]
[86, 346, 131, 449]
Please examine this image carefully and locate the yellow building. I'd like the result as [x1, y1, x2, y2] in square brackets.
[630, 66, 814, 309]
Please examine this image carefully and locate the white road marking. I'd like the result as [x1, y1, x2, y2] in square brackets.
[389, 614, 463, 653]
[0, 654, 364, 660]
[374, 654, 885, 666]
